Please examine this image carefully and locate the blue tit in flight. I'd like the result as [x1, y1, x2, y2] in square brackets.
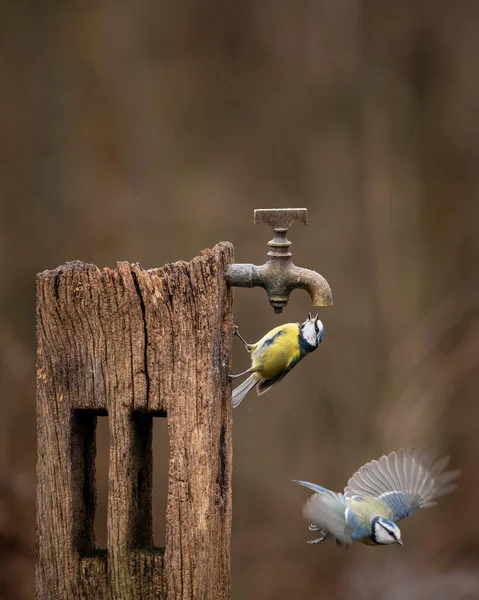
[294, 447, 459, 547]
[230, 312, 324, 408]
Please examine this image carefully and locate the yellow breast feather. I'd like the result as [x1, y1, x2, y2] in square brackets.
[252, 324, 301, 380]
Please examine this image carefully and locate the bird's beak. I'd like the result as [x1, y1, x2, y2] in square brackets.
[396, 539, 403, 546]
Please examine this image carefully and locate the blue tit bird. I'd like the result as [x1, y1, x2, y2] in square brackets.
[231, 313, 324, 408]
[294, 447, 459, 547]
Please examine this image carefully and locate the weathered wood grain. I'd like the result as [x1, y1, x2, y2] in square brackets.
[36, 242, 234, 599]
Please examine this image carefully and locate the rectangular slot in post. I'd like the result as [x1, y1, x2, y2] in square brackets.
[131, 411, 153, 549]
[152, 414, 169, 550]
[130, 410, 168, 552]
[71, 409, 108, 557]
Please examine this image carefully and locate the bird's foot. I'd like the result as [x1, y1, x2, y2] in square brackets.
[232, 325, 253, 351]
[307, 532, 328, 544]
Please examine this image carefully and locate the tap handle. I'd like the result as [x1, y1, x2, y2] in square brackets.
[254, 208, 308, 232]
[254, 208, 308, 259]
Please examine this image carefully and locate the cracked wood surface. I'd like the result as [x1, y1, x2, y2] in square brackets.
[36, 242, 234, 599]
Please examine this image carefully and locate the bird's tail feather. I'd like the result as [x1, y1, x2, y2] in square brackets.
[232, 374, 259, 408]
[293, 480, 329, 494]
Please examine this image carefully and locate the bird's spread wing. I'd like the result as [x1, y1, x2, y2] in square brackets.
[344, 448, 460, 521]
[298, 486, 354, 545]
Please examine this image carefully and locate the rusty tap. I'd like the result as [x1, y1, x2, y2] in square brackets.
[226, 208, 333, 313]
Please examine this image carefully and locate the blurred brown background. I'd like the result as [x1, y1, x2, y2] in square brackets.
[1, 1, 479, 598]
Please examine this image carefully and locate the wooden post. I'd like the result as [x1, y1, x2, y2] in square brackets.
[36, 242, 234, 599]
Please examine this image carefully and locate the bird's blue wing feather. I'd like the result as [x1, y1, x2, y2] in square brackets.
[255, 328, 287, 355]
[377, 491, 420, 521]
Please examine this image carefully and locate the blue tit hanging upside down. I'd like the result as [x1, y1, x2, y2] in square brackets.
[294, 447, 459, 547]
[230, 313, 324, 408]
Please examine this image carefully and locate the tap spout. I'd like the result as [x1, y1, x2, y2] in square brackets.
[225, 261, 332, 314]
[286, 265, 333, 308]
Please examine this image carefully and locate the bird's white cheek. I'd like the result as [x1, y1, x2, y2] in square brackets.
[374, 527, 396, 545]
[302, 324, 317, 346]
